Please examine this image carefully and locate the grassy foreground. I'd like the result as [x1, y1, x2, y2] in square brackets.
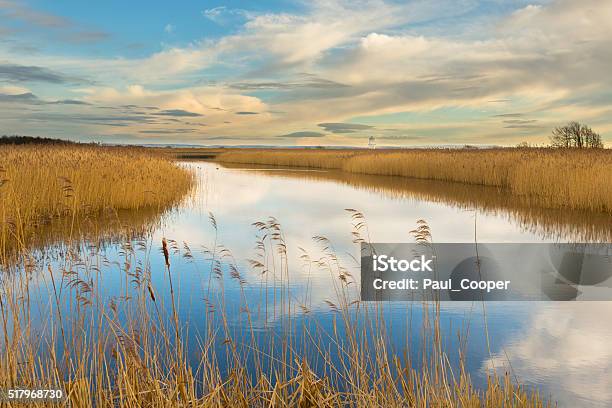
[216, 148, 612, 213]
[0, 217, 550, 407]
[0, 144, 193, 255]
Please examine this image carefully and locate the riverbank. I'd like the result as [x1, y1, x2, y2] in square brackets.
[0, 157, 555, 406]
[213, 148, 612, 213]
[0, 144, 194, 257]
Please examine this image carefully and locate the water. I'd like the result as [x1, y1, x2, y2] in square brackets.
[24, 161, 612, 406]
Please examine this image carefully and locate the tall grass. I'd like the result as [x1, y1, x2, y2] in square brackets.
[0, 146, 551, 406]
[216, 148, 612, 213]
[0, 144, 194, 256]
[0, 216, 550, 407]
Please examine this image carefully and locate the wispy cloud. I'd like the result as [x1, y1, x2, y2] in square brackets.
[318, 123, 373, 134]
[0, 0, 611, 145]
[202, 6, 247, 25]
[0, 63, 84, 84]
[279, 131, 325, 138]
[0, 92, 40, 104]
[0, 0, 109, 43]
[51, 99, 91, 105]
[139, 128, 196, 134]
[229, 76, 348, 91]
[0, 90, 90, 106]
[59, 30, 109, 44]
[493, 113, 525, 118]
[0, 0, 70, 28]
[157, 109, 203, 117]
[503, 119, 537, 125]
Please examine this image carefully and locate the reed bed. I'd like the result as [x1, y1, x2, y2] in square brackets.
[0, 144, 194, 256]
[220, 162, 612, 241]
[216, 148, 612, 213]
[0, 216, 550, 407]
[0, 146, 551, 406]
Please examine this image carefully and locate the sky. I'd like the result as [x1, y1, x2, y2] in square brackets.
[0, 0, 611, 146]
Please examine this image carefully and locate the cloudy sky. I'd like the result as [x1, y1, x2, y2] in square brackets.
[1, 0, 611, 146]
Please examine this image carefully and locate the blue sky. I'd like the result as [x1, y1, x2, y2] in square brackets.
[1, 0, 611, 146]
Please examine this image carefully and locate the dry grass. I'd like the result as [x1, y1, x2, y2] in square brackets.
[0, 146, 552, 406]
[0, 216, 551, 407]
[0, 144, 194, 256]
[216, 147, 612, 213]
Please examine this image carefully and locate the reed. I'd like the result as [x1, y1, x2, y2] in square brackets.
[0, 216, 551, 407]
[0, 144, 194, 256]
[0, 146, 552, 406]
[216, 148, 612, 213]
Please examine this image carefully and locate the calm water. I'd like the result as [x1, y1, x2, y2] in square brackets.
[30, 161, 612, 406]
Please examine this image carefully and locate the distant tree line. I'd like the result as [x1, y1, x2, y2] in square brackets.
[549, 121, 603, 148]
[0, 135, 75, 145]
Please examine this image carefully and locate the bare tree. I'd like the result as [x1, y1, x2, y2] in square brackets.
[583, 126, 603, 148]
[550, 122, 603, 148]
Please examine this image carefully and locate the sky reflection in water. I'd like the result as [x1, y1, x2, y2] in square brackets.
[34, 161, 612, 407]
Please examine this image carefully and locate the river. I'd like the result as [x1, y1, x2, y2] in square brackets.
[26, 160, 612, 406]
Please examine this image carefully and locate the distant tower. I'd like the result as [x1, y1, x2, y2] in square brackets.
[368, 136, 376, 149]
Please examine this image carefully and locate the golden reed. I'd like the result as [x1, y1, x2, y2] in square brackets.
[216, 148, 612, 213]
[0, 144, 194, 255]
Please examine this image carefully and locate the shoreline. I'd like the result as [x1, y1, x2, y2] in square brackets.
[184, 147, 612, 214]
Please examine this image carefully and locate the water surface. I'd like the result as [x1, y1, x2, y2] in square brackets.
[28, 161, 612, 406]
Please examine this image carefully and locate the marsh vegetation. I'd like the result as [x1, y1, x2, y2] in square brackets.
[0, 144, 193, 257]
[216, 147, 612, 213]
[0, 214, 550, 407]
[0, 146, 546, 407]
[219, 162, 612, 242]
[4, 145, 608, 406]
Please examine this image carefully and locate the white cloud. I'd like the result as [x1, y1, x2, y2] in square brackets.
[1, 0, 611, 144]
[234, 0, 418, 65]
[203, 5, 251, 28]
[82, 84, 266, 115]
[0, 85, 30, 95]
[203, 6, 225, 20]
